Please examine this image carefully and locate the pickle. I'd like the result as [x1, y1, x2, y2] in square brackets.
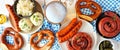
[99, 40, 113, 50]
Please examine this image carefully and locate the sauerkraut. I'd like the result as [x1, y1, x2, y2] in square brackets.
[17, 0, 34, 16]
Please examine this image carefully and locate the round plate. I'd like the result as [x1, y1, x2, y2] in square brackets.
[58, 18, 97, 50]
[10, 1, 44, 34]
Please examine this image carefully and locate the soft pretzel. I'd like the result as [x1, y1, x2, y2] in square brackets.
[0, 27, 24, 50]
[98, 11, 120, 38]
[75, 0, 102, 21]
[6, 4, 20, 32]
[30, 29, 54, 50]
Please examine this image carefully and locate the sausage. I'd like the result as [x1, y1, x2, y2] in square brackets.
[70, 32, 92, 50]
[6, 4, 20, 32]
[58, 20, 82, 43]
[98, 11, 120, 38]
[56, 18, 77, 37]
[67, 40, 75, 50]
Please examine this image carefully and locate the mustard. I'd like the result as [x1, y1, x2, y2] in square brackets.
[0, 14, 7, 24]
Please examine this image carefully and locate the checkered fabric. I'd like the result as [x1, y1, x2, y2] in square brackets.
[0, 0, 120, 50]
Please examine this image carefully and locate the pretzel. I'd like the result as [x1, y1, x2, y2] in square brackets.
[75, 0, 102, 21]
[30, 29, 54, 50]
[0, 27, 24, 50]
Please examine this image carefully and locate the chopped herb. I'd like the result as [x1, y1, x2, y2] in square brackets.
[35, 18, 39, 22]
[112, 16, 116, 21]
[33, 15, 36, 18]
[24, 23, 27, 27]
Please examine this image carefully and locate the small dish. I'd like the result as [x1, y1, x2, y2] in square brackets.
[96, 38, 119, 50]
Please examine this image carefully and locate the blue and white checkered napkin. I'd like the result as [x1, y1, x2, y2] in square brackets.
[0, 26, 3, 50]
[0, 26, 4, 34]
[81, 0, 120, 15]
[0, 0, 120, 50]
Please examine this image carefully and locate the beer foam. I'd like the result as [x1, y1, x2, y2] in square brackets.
[46, 2, 67, 23]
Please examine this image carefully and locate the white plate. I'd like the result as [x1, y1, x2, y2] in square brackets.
[0, 43, 8, 50]
[59, 17, 97, 50]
